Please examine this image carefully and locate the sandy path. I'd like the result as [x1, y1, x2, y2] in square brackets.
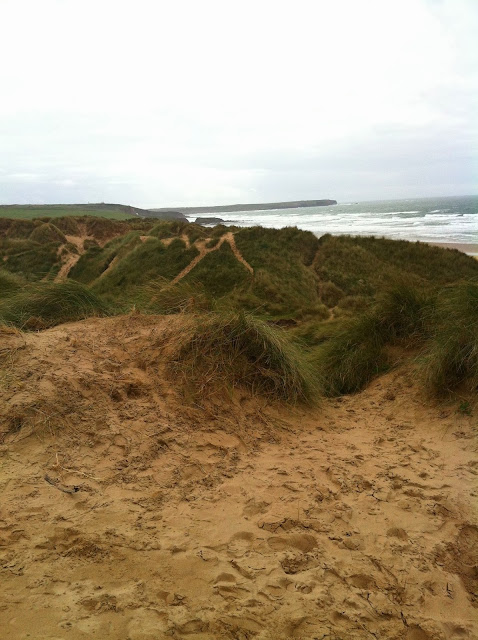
[0, 316, 476, 640]
[171, 233, 253, 286]
[54, 252, 82, 281]
[54, 235, 89, 282]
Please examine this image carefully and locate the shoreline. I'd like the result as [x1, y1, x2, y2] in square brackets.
[427, 241, 478, 256]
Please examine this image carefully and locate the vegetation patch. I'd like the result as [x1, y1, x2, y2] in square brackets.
[142, 278, 212, 315]
[312, 281, 432, 395]
[29, 223, 66, 244]
[91, 237, 199, 297]
[183, 241, 251, 298]
[419, 280, 478, 395]
[0, 281, 111, 330]
[165, 311, 320, 404]
[0, 270, 25, 298]
[1, 242, 62, 280]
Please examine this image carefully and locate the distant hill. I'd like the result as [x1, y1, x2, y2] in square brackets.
[151, 199, 337, 215]
[0, 203, 187, 221]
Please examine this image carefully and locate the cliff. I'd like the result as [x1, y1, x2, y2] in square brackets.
[151, 199, 337, 215]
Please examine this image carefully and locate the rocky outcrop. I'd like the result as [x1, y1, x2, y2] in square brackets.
[194, 217, 225, 225]
[147, 209, 189, 221]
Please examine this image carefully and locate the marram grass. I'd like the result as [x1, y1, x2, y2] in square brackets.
[0, 281, 111, 330]
[166, 310, 320, 404]
[419, 280, 478, 395]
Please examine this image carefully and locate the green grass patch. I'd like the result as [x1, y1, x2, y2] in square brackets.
[0, 281, 111, 330]
[312, 281, 433, 395]
[69, 231, 143, 284]
[166, 310, 320, 404]
[232, 227, 321, 318]
[312, 313, 389, 395]
[142, 277, 212, 314]
[29, 223, 67, 244]
[0, 204, 136, 220]
[1, 242, 62, 280]
[91, 237, 199, 297]
[419, 280, 478, 395]
[183, 241, 252, 298]
[0, 270, 25, 298]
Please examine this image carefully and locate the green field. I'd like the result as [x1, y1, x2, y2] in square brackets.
[0, 203, 149, 220]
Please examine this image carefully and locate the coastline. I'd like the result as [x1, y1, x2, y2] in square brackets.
[428, 241, 478, 256]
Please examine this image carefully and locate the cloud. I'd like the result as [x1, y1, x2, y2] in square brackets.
[0, 0, 476, 205]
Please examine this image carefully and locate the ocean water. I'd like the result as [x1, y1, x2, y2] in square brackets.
[188, 195, 478, 249]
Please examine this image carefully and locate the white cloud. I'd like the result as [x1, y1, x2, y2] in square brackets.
[0, 0, 476, 205]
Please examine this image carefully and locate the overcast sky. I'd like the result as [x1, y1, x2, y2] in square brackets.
[0, 0, 476, 207]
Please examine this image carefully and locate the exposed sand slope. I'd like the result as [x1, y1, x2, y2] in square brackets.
[0, 317, 476, 640]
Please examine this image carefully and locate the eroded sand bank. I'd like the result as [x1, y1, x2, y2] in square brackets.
[0, 317, 476, 639]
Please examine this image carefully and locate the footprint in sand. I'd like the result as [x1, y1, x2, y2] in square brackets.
[267, 533, 318, 553]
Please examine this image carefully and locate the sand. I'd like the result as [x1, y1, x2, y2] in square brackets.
[0, 316, 477, 640]
[428, 242, 478, 256]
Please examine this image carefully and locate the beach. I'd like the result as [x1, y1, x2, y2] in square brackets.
[429, 242, 478, 256]
[189, 195, 478, 252]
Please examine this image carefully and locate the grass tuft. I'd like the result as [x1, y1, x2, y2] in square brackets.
[142, 277, 212, 314]
[313, 313, 388, 396]
[0, 281, 111, 330]
[0, 270, 25, 298]
[419, 280, 478, 395]
[166, 311, 320, 404]
[313, 281, 432, 395]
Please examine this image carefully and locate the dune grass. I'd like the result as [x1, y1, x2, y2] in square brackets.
[419, 280, 478, 395]
[312, 279, 478, 398]
[313, 313, 389, 395]
[166, 310, 320, 404]
[29, 223, 66, 244]
[142, 277, 212, 314]
[314, 234, 478, 297]
[0, 281, 111, 330]
[0, 270, 25, 298]
[183, 241, 252, 298]
[91, 237, 199, 297]
[313, 281, 433, 395]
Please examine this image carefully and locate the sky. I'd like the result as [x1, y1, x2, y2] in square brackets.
[0, 0, 476, 207]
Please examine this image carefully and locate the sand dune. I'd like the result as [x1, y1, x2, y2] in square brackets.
[0, 316, 476, 639]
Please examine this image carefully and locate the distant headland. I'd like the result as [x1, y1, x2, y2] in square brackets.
[151, 199, 337, 215]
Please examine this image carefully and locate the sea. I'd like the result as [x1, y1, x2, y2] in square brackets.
[188, 195, 478, 252]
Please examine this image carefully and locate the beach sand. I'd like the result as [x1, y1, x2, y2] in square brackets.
[429, 242, 478, 256]
[0, 316, 476, 639]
